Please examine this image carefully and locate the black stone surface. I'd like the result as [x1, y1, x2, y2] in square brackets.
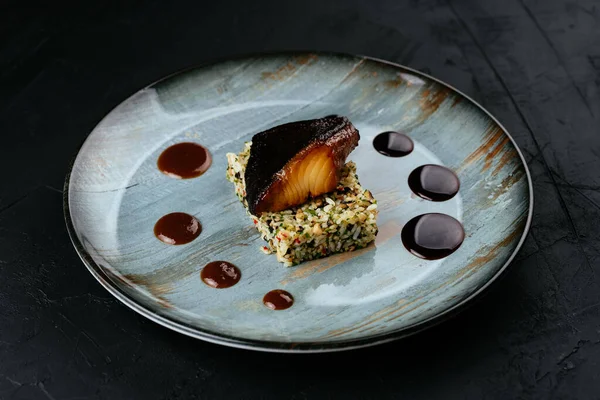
[1, 0, 599, 398]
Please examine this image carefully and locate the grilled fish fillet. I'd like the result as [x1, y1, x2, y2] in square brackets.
[244, 115, 360, 214]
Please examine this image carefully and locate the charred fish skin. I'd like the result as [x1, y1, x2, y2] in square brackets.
[244, 115, 360, 215]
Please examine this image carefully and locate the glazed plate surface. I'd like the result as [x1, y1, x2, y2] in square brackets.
[65, 53, 532, 352]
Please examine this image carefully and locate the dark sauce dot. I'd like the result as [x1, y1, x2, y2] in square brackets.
[408, 164, 460, 201]
[154, 212, 201, 245]
[263, 290, 294, 310]
[401, 213, 464, 260]
[157, 142, 212, 179]
[201, 261, 241, 289]
[373, 131, 414, 157]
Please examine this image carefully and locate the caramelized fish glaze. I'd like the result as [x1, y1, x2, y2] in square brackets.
[244, 115, 359, 214]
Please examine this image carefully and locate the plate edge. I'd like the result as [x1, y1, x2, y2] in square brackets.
[62, 51, 535, 353]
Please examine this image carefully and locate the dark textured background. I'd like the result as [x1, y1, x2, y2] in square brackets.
[1, 0, 599, 398]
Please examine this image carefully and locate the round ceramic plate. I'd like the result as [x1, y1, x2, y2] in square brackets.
[65, 52, 532, 352]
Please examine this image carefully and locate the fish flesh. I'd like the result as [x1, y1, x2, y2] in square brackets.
[244, 115, 360, 214]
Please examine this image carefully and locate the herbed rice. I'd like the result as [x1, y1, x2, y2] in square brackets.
[226, 142, 378, 266]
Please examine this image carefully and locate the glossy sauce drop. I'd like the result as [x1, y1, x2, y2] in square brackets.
[401, 213, 465, 260]
[263, 290, 294, 310]
[408, 164, 460, 201]
[201, 261, 241, 289]
[157, 142, 212, 179]
[373, 131, 414, 157]
[154, 212, 201, 245]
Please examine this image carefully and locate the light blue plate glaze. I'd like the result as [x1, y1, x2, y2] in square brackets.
[64, 53, 533, 352]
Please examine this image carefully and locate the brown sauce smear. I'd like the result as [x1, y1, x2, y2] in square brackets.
[373, 131, 414, 157]
[201, 261, 241, 289]
[157, 142, 212, 179]
[408, 164, 460, 201]
[154, 212, 201, 245]
[401, 213, 464, 260]
[263, 289, 294, 310]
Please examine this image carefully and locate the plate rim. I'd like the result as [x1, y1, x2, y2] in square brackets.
[63, 51, 534, 353]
